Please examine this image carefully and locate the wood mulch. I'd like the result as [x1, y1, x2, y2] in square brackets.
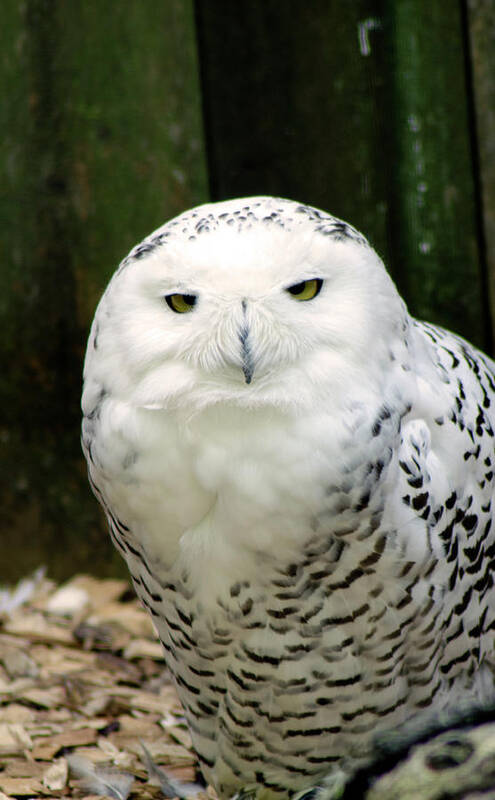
[4, 571, 495, 800]
[0, 571, 216, 800]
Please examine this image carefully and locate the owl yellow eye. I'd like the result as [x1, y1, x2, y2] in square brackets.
[286, 278, 323, 301]
[165, 293, 197, 313]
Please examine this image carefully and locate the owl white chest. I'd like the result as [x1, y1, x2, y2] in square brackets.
[111, 402, 357, 596]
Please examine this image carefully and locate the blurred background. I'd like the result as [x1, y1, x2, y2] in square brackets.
[1, 0, 494, 582]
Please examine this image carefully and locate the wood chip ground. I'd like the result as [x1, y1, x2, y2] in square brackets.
[0, 572, 218, 800]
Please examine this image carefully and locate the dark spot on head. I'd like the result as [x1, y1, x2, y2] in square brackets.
[133, 242, 156, 259]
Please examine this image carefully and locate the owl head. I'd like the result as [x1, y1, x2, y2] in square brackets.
[82, 197, 407, 414]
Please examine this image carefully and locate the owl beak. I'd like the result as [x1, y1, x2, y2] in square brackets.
[238, 325, 254, 384]
[243, 363, 253, 384]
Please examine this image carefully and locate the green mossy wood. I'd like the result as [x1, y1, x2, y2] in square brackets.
[196, 0, 489, 345]
[0, 0, 207, 581]
[0, 0, 493, 579]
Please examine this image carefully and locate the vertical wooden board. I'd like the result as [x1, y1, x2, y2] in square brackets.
[466, 0, 495, 350]
[195, 0, 393, 266]
[196, 0, 488, 347]
[0, 2, 30, 307]
[384, 1, 488, 346]
[61, 0, 208, 320]
[0, 0, 207, 581]
[0, 1, 34, 397]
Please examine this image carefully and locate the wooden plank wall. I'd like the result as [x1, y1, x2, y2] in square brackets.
[1, 1, 493, 579]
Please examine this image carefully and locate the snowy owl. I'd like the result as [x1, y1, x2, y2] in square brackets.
[81, 196, 495, 799]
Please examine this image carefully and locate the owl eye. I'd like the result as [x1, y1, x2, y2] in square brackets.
[286, 278, 323, 301]
[165, 293, 197, 313]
